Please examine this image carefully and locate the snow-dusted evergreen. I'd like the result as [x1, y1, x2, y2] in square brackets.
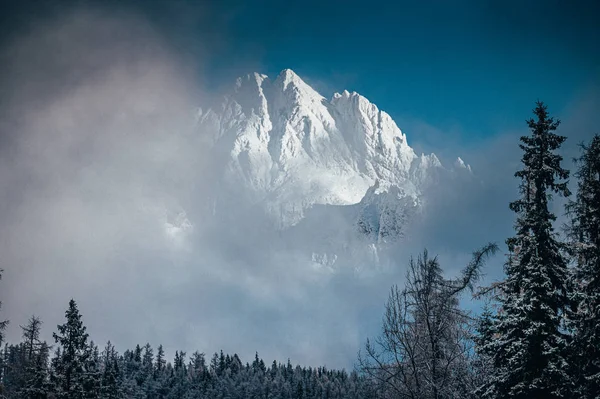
[14, 317, 51, 398]
[50, 299, 93, 398]
[0, 300, 376, 398]
[100, 342, 123, 399]
[0, 270, 7, 348]
[198, 69, 468, 230]
[567, 134, 600, 398]
[479, 102, 572, 398]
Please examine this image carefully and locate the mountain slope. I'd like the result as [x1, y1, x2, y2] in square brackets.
[197, 69, 469, 231]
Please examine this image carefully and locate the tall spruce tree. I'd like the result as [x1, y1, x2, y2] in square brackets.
[567, 134, 600, 398]
[154, 344, 166, 380]
[51, 299, 91, 399]
[481, 101, 572, 398]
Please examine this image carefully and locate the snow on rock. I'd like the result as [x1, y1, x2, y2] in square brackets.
[356, 180, 419, 243]
[198, 69, 455, 228]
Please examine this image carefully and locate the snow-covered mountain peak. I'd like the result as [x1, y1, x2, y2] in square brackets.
[276, 69, 313, 91]
[198, 69, 464, 228]
[272, 69, 327, 113]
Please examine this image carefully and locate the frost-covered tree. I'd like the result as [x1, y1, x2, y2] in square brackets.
[3, 343, 26, 397]
[137, 343, 156, 396]
[17, 316, 51, 399]
[566, 134, 600, 398]
[359, 244, 497, 399]
[0, 270, 8, 395]
[187, 351, 208, 395]
[121, 344, 143, 397]
[100, 342, 123, 399]
[0, 317, 50, 398]
[154, 344, 166, 380]
[472, 303, 497, 395]
[153, 344, 169, 398]
[51, 299, 91, 398]
[82, 341, 101, 398]
[480, 101, 572, 399]
[166, 350, 188, 398]
[0, 270, 8, 349]
[20, 316, 43, 361]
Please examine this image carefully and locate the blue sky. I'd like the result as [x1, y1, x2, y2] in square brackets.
[195, 0, 599, 142]
[5, 0, 597, 141]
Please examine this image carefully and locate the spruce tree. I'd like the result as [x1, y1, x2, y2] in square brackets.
[100, 342, 123, 399]
[0, 269, 8, 348]
[153, 345, 168, 397]
[3, 343, 27, 396]
[482, 101, 572, 398]
[82, 341, 101, 398]
[0, 269, 9, 396]
[167, 350, 188, 398]
[51, 299, 91, 399]
[187, 351, 207, 395]
[18, 316, 51, 399]
[154, 344, 165, 380]
[139, 343, 155, 396]
[122, 344, 145, 396]
[567, 134, 600, 398]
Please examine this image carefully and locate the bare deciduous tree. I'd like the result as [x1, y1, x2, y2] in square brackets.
[359, 244, 497, 399]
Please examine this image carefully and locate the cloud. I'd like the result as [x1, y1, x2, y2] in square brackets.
[0, 3, 211, 357]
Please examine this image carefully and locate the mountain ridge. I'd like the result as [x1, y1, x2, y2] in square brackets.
[196, 69, 471, 231]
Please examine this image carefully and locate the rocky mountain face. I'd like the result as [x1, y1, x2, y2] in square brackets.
[195, 69, 471, 268]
